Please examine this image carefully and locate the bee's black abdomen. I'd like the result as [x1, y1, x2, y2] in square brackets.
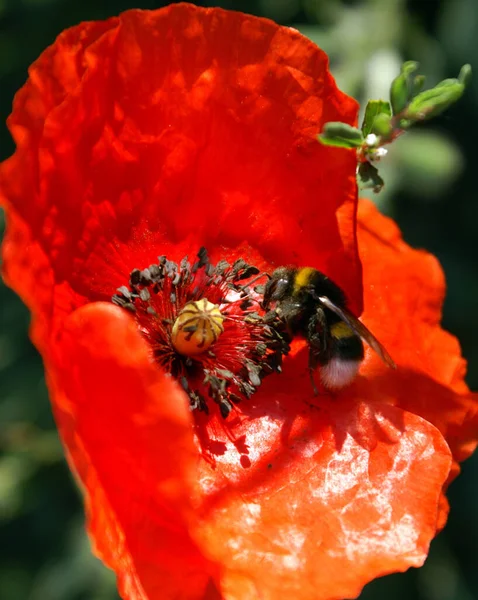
[333, 334, 364, 361]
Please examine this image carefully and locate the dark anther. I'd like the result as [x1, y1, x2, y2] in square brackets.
[229, 393, 242, 405]
[117, 285, 131, 299]
[232, 258, 246, 273]
[180, 257, 190, 272]
[237, 380, 255, 399]
[219, 399, 233, 419]
[214, 260, 230, 275]
[189, 389, 208, 413]
[216, 369, 235, 380]
[165, 260, 177, 277]
[111, 294, 136, 312]
[255, 343, 267, 356]
[129, 269, 141, 287]
[236, 266, 260, 280]
[149, 264, 161, 279]
[139, 269, 153, 285]
[197, 247, 209, 267]
[139, 288, 151, 301]
[244, 360, 262, 387]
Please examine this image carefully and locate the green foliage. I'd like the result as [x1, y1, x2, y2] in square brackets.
[320, 59, 470, 195]
[390, 61, 419, 114]
[405, 66, 471, 121]
[318, 122, 363, 148]
[361, 100, 392, 137]
[357, 161, 385, 193]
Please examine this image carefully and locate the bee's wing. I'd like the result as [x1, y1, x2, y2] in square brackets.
[318, 296, 396, 369]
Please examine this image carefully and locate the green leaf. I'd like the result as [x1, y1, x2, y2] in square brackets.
[390, 61, 419, 115]
[401, 61, 420, 76]
[405, 80, 465, 121]
[434, 77, 459, 89]
[318, 122, 363, 149]
[404, 64, 471, 122]
[357, 161, 384, 193]
[361, 100, 392, 137]
[458, 64, 472, 87]
[371, 112, 393, 137]
[412, 75, 426, 98]
[390, 75, 408, 115]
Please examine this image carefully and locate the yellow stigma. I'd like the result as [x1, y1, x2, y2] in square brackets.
[171, 299, 225, 356]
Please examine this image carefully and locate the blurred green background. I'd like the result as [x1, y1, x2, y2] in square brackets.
[1, 0, 477, 598]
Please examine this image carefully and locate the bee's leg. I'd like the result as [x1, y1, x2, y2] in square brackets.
[307, 307, 329, 396]
[308, 348, 320, 395]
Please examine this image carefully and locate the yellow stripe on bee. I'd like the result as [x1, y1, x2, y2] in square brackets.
[330, 321, 354, 339]
[293, 267, 316, 294]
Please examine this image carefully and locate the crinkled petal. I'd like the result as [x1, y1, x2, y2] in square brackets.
[0, 3, 361, 327]
[356, 199, 478, 472]
[50, 302, 215, 600]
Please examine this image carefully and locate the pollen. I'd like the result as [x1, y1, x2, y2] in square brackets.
[172, 299, 224, 356]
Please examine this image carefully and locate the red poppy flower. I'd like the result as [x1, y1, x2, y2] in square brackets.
[1, 4, 477, 600]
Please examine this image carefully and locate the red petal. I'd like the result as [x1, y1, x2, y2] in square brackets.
[1, 4, 361, 327]
[356, 199, 478, 472]
[194, 400, 451, 600]
[49, 302, 215, 600]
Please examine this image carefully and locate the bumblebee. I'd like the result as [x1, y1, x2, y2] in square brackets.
[262, 266, 396, 391]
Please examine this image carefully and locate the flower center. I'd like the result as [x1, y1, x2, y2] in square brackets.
[112, 249, 290, 418]
[171, 299, 225, 356]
